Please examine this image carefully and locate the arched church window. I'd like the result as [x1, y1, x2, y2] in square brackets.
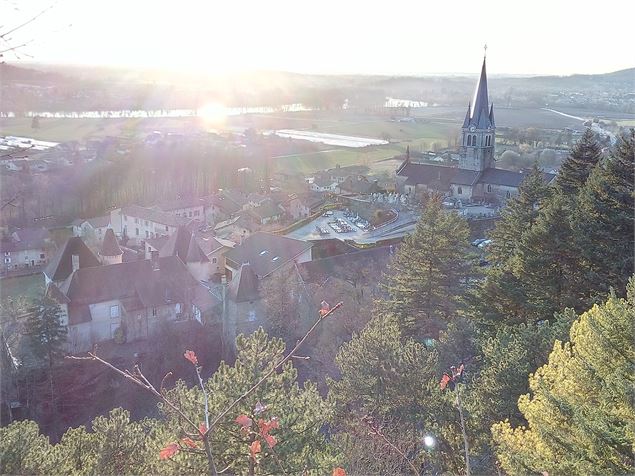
[485, 136, 489, 146]
[458, 186, 463, 195]
[467, 135, 471, 146]
[472, 134, 477, 145]
[487, 184, 492, 193]
[506, 190, 511, 198]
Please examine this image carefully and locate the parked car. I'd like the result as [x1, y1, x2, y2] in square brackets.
[478, 239, 493, 249]
[471, 238, 487, 247]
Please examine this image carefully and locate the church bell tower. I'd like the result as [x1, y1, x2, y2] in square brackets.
[459, 51, 495, 171]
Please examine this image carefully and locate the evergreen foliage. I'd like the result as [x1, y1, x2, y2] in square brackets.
[574, 129, 635, 299]
[380, 199, 472, 338]
[556, 128, 603, 196]
[492, 281, 635, 475]
[24, 296, 67, 369]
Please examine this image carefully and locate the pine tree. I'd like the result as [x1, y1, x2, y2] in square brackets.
[556, 128, 603, 196]
[513, 194, 584, 320]
[492, 279, 635, 475]
[0, 420, 55, 475]
[487, 164, 552, 266]
[25, 296, 67, 370]
[160, 328, 333, 474]
[328, 313, 456, 472]
[574, 129, 635, 300]
[381, 199, 472, 338]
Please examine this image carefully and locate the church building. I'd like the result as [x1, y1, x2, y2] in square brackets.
[396, 54, 555, 202]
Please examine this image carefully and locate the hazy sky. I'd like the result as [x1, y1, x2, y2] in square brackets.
[2, 0, 633, 76]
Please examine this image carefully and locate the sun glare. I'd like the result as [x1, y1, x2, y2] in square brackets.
[198, 102, 227, 124]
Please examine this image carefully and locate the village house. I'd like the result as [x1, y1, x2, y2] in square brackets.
[223, 232, 313, 281]
[285, 192, 326, 220]
[244, 199, 284, 225]
[396, 55, 555, 203]
[72, 215, 111, 239]
[213, 214, 258, 243]
[326, 164, 370, 183]
[309, 174, 339, 193]
[157, 197, 206, 221]
[339, 175, 385, 195]
[118, 205, 194, 245]
[1, 227, 54, 274]
[44, 237, 220, 353]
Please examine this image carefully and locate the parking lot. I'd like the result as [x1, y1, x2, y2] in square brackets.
[285, 208, 419, 244]
[286, 210, 373, 241]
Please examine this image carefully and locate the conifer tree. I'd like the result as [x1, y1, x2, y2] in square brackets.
[492, 279, 635, 475]
[556, 128, 603, 196]
[513, 194, 584, 319]
[574, 129, 635, 299]
[24, 297, 67, 370]
[487, 164, 551, 266]
[381, 199, 472, 338]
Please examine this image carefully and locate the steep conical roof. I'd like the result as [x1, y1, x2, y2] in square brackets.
[228, 263, 259, 303]
[464, 57, 494, 130]
[101, 228, 122, 256]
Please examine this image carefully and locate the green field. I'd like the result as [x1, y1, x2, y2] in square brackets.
[0, 116, 201, 143]
[0, 274, 45, 301]
[1, 110, 458, 175]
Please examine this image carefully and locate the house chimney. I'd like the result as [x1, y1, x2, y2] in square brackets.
[71, 254, 80, 273]
[151, 250, 160, 270]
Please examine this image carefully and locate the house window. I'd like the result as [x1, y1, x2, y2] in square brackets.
[152, 307, 157, 317]
[212, 257, 217, 264]
[4, 251, 9, 256]
[467, 135, 471, 146]
[487, 184, 492, 193]
[110, 305, 120, 318]
[145, 230, 149, 238]
[457, 186, 463, 195]
[165, 225, 169, 232]
[135, 228, 139, 236]
[194, 210, 200, 216]
[4, 257, 10, 264]
[40, 253, 45, 259]
[189, 211, 193, 217]
[135, 218, 139, 224]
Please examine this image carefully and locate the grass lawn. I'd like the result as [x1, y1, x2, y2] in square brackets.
[0, 274, 45, 301]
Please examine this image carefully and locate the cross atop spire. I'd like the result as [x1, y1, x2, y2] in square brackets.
[484, 43, 487, 58]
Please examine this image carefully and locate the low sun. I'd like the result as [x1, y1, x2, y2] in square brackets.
[197, 102, 227, 124]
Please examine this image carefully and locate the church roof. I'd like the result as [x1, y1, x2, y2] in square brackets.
[398, 162, 480, 190]
[477, 168, 556, 187]
[465, 57, 494, 130]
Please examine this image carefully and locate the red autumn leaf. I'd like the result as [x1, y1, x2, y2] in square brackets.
[440, 373, 451, 390]
[235, 414, 253, 429]
[181, 437, 197, 449]
[159, 443, 179, 460]
[199, 422, 207, 435]
[184, 350, 198, 366]
[332, 468, 347, 476]
[249, 440, 261, 461]
[257, 417, 280, 436]
[263, 433, 277, 448]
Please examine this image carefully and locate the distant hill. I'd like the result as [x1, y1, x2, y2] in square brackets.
[0, 63, 67, 83]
